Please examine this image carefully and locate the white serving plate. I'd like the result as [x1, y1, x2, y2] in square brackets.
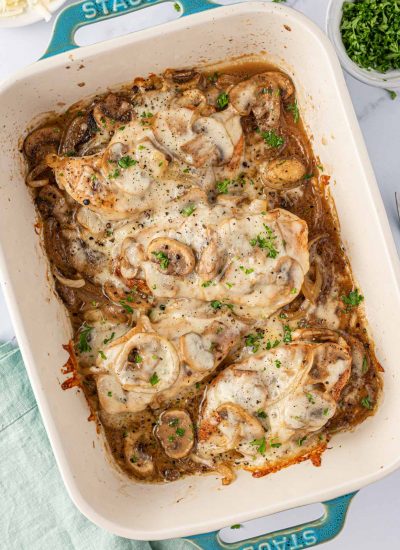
[0, 0, 400, 542]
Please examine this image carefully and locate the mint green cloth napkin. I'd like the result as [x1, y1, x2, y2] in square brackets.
[0, 341, 193, 549]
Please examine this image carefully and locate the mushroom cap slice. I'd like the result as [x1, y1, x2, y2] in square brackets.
[113, 331, 180, 393]
[180, 332, 215, 372]
[156, 409, 194, 459]
[260, 158, 306, 190]
[124, 432, 155, 477]
[198, 402, 264, 458]
[147, 237, 196, 276]
[24, 126, 61, 162]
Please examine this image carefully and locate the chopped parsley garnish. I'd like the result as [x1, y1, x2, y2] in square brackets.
[341, 289, 364, 311]
[216, 91, 229, 110]
[323, 408, 329, 416]
[168, 435, 175, 442]
[149, 372, 160, 386]
[119, 300, 134, 314]
[256, 410, 267, 419]
[103, 332, 115, 345]
[108, 168, 120, 179]
[131, 353, 142, 363]
[210, 300, 222, 310]
[250, 224, 279, 259]
[259, 129, 284, 148]
[176, 427, 185, 437]
[181, 203, 196, 217]
[77, 324, 93, 353]
[286, 99, 299, 123]
[250, 437, 266, 454]
[270, 439, 282, 448]
[195, 382, 201, 389]
[152, 251, 170, 270]
[118, 155, 137, 169]
[173, 1, 181, 11]
[216, 178, 231, 194]
[245, 332, 264, 353]
[266, 339, 280, 350]
[283, 325, 292, 343]
[306, 392, 315, 404]
[152, 354, 159, 360]
[230, 524, 242, 529]
[239, 265, 254, 275]
[140, 111, 153, 118]
[361, 395, 373, 410]
[387, 89, 397, 100]
[208, 72, 219, 84]
[169, 418, 179, 427]
[297, 436, 307, 446]
[107, 391, 112, 397]
[130, 455, 138, 463]
[275, 359, 281, 369]
[291, 288, 297, 294]
[340, 0, 400, 74]
[118, 125, 126, 131]
[98, 350, 107, 360]
[362, 355, 369, 374]
[226, 282, 234, 288]
[202, 280, 213, 287]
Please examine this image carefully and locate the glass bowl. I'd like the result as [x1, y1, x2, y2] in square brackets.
[326, 0, 400, 89]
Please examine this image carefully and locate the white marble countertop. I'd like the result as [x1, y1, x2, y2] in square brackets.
[1, 0, 400, 547]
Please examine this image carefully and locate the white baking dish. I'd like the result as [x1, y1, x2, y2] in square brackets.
[1, 0, 400, 544]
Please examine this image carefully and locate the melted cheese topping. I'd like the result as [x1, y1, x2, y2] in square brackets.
[197, 337, 351, 465]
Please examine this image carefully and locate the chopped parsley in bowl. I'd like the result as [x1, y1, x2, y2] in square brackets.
[327, 0, 400, 89]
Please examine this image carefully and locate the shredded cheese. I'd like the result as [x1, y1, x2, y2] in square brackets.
[0, 0, 51, 19]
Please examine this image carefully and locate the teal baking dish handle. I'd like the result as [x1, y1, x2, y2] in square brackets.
[183, 492, 357, 550]
[41, 0, 220, 59]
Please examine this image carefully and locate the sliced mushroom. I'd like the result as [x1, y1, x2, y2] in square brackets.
[100, 326, 180, 393]
[165, 68, 203, 89]
[95, 93, 132, 122]
[59, 113, 95, 155]
[35, 185, 68, 220]
[198, 402, 264, 458]
[230, 71, 294, 130]
[124, 432, 155, 477]
[190, 116, 234, 164]
[156, 409, 194, 459]
[180, 332, 215, 372]
[24, 126, 61, 163]
[153, 107, 239, 167]
[260, 157, 306, 190]
[147, 237, 195, 276]
[197, 237, 224, 280]
[174, 88, 207, 109]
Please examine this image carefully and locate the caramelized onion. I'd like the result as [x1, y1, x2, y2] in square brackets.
[302, 259, 323, 305]
[26, 161, 50, 188]
[52, 267, 85, 288]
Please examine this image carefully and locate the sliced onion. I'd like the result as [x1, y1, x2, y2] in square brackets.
[53, 267, 85, 288]
[308, 233, 328, 251]
[26, 161, 49, 188]
[302, 259, 323, 305]
[216, 462, 236, 485]
[284, 299, 310, 321]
